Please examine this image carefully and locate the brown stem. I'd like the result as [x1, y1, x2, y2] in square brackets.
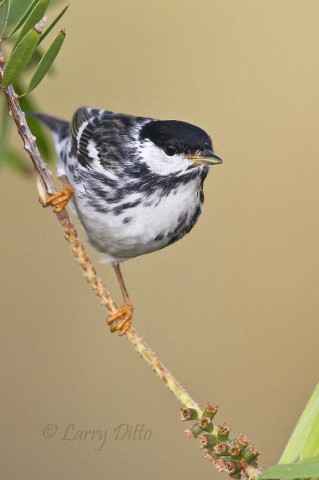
[0, 44, 201, 414]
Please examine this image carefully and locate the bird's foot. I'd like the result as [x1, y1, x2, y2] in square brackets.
[41, 184, 74, 213]
[107, 300, 134, 336]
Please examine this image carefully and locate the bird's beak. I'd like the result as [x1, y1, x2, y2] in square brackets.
[188, 149, 223, 166]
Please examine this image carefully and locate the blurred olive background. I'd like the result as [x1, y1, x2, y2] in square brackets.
[2, 1, 319, 479]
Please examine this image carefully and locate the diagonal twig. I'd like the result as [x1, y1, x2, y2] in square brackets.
[0, 43, 261, 479]
[0, 44, 201, 415]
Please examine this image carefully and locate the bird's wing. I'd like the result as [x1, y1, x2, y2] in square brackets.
[70, 107, 113, 139]
[70, 107, 93, 138]
[71, 107, 135, 169]
[70, 107, 114, 167]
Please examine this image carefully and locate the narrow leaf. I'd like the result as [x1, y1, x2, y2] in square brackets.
[280, 384, 319, 464]
[7, 0, 39, 37]
[2, 27, 40, 88]
[4, 148, 32, 174]
[27, 44, 57, 76]
[301, 408, 319, 460]
[260, 456, 319, 479]
[27, 28, 65, 94]
[0, 0, 10, 38]
[38, 1, 69, 45]
[27, 44, 44, 68]
[13, 0, 49, 47]
[20, 93, 53, 160]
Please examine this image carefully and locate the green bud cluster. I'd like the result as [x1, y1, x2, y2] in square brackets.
[182, 403, 260, 479]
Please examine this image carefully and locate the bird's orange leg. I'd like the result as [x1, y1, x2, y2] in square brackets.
[107, 262, 134, 336]
[41, 184, 74, 213]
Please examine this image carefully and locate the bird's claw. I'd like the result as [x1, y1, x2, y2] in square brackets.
[107, 300, 134, 336]
[40, 184, 74, 213]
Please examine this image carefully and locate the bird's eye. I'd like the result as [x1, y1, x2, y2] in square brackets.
[164, 144, 176, 156]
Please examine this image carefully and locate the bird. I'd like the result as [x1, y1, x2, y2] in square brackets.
[33, 107, 222, 335]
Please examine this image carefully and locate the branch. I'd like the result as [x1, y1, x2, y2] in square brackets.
[0, 43, 261, 479]
[0, 43, 201, 414]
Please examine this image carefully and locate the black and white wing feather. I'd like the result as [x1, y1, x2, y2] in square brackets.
[70, 107, 144, 171]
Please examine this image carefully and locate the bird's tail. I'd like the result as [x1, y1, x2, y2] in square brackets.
[30, 112, 69, 136]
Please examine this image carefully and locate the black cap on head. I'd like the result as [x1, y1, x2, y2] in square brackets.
[140, 120, 213, 156]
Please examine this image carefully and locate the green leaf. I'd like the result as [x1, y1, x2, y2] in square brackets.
[13, 0, 49, 47]
[4, 148, 32, 174]
[28, 45, 57, 77]
[19, 94, 54, 161]
[2, 27, 40, 88]
[301, 406, 319, 460]
[1, 92, 54, 172]
[260, 456, 319, 479]
[27, 43, 45, 68]
[7, 0, 39, 36]
[280, 384, 319, 464]
[26, 28, 65, 94]
[7, 0, 62, 28]
[0, 0, 10, 38]
[38, 1, 69, 45]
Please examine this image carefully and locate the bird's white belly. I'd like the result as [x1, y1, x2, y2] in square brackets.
[73, 182, 201, 260]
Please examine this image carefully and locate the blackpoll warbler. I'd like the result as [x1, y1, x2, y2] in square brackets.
[34, 107, 222, 334]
